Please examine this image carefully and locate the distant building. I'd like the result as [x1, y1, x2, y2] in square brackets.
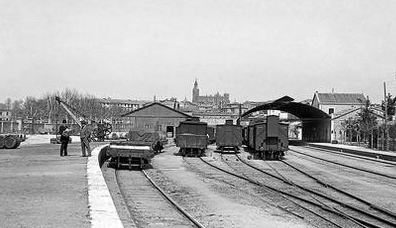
[311, 91, 366, 115]
[121, 102, 192, 137]
[0, 110, 20, 133]
[192, 111, 238, 126]
[158, 98, 180, 109]
[0, 110, 12, 121]
[221, 102, 247, 115]
[97, 98, 151, 111]
[311, 91, 369, 142]
[192, 79, 230, 107]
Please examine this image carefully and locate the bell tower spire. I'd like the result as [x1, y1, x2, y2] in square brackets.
[192, 79, 199, 103]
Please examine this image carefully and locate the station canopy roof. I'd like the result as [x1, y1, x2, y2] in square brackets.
[241, 96, 330, 120]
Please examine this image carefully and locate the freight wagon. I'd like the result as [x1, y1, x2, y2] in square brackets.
[244, 115, 288, 160]
[106, 129, 164, 169]
[215, 120, 243, 153]
[175, 120, 208, 157]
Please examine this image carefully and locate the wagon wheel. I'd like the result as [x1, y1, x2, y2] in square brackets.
[4, 135, 20, 149]
[0, 135, 4, 149]
[103, 123, 112, 136]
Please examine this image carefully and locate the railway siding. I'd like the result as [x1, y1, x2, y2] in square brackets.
[286, 146, 396, 219]
[220, 151, 396, 227]
[308, 143, 396, 162]
[147, 146, 312, 227]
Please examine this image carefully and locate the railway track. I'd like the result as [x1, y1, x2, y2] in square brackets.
[114, 169, 205, 228]
[289, 147, 396, 181]
[232, 153, 396, 228]
[279, 159, 396, 219]
[196, 156, 357, 227]
[182, 156, 332, 227]
[305, 145, 396, 167]
[203, 152, 396, 228]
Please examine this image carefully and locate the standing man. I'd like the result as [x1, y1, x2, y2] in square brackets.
[80, 120, 91, 157]
[58, 120, 70, 156]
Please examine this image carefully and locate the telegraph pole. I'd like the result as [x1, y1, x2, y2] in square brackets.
[384, 82, 389, 151]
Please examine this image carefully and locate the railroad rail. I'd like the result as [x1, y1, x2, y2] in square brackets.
[232, 153, 396, 228]
[306, 143, 396, 162]
[114, 169, 205, 228]
[226, 154, 394, 227]
[304, 145, 396, 167]
[280, 159, 396, 219]
[289, 148, 396, 181]
[197, 157, 362, 227]
[181, 157, 324, 226]
[202, 153, 396, 228]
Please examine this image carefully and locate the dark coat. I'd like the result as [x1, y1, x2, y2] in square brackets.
[59, 125, 70, 143]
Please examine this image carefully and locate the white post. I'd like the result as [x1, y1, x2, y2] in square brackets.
[330, 114, 335, 141]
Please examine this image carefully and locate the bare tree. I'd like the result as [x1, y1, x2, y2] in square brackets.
[11, 100, 23, 121]
[5, 98, 12, 110]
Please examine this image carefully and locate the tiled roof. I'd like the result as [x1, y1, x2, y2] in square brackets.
[316, 93, 366, 104]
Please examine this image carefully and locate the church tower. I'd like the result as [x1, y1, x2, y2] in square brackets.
[192, 79, 199, 103]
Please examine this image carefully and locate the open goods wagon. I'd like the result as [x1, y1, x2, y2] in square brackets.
[215, 121, 243, 153]
[175, 120, 208, 157]
[0, 134, 23, 149]
[106, 130, 164, 169]
[245, 115, 288, 160]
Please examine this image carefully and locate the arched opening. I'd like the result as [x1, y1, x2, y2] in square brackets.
[240, 96, 331, 142]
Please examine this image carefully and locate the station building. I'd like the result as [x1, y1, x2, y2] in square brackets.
[311, 91, 366, 116]
[311, 91, 370, 142]
[120, 102, 192, 137]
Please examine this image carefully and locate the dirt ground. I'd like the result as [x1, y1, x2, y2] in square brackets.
[0, 135, 103, 228]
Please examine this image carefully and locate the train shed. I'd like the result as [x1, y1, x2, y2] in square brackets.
[241, 96, 331, 142]
[121, 102, 193, 138]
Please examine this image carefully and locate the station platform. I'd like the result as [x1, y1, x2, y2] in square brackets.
[0, 141, 123, 228]
[307, 142, 396, 162]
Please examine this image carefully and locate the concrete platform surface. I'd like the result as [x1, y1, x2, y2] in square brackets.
[0, 141, 122, 228]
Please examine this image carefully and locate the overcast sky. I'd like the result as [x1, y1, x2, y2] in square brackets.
[1, 0, 396, 103]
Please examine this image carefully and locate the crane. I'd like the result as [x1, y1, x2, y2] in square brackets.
[55, 96, 112, 141]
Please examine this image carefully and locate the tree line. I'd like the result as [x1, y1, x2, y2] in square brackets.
[0, 88, 128, 125]
[341, 95, 396, 150]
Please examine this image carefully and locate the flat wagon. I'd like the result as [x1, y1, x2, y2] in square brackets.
[106, 143, 152, 169]
[106, 129, 164, 169]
